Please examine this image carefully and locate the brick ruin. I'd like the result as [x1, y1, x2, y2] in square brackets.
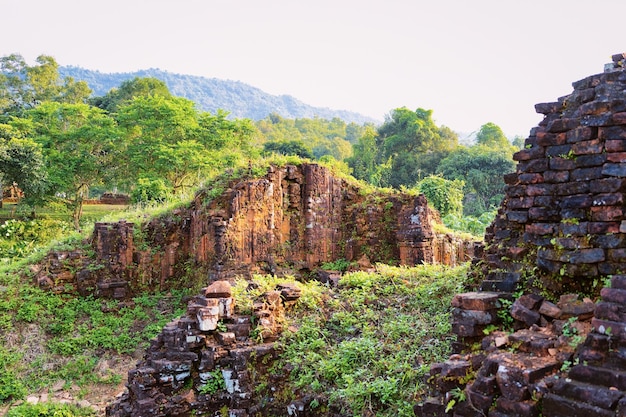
[417, 54, 626, 417]
[33, 163, 475, 299]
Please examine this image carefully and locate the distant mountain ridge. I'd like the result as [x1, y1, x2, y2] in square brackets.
[59, 66, 378, 125]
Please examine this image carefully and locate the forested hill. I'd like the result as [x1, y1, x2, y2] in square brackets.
[58, 66, 377, 124]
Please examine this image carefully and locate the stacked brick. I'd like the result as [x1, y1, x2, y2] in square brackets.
[418, 55, 626, 417]
[106, 280, 299, 417]
[539, 274, 626, 416]
[477, 54, 626, 297]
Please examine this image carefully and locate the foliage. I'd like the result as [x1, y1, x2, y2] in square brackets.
[7, 402, 96, 417]
[90, 76, 172, 113]
[437, 144, 514, 216]
[263, 139, 314, 159]
[21, 102, 122, 228]
[348, 107, 458, 189]
[442, 210, 496, 237]
[130, 176, 171, 204]
[256, 114, 364, 161]
[416, 175, 464, 217]
[275, 263, 471, 417]
[0, 218, 72, 262]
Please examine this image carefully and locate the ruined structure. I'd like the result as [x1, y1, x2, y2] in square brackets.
[417, 54, 626, 417]
[34, 163, 475, 299]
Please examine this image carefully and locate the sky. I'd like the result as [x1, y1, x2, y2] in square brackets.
[2, 0, 626, 139]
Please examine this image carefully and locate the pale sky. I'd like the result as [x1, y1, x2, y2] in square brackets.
[2, 0, 625, 138]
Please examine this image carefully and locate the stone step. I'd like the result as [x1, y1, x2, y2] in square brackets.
[567, 364, 626, 390]
[542, 393, 616, 417]
[550, 377, 624, 410]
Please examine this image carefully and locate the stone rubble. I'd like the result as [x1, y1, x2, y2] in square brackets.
[418, 54, 626, 417]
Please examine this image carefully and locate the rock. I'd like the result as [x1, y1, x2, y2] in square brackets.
[204, 280, 232, 298]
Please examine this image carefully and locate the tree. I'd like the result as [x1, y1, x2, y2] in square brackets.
[475, 122, 513, 151]
[0, 54, 93, 118]
[348, 107, 458, 188]
[437, 145, 515, 216]
[25, 102, 121, 229]
[416, 175, 464, 217]
[90, 76, 172, 113]
[263, 140, 314, 159]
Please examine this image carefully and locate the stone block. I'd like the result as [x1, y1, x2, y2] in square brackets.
[494, 398, 538, 417]
[611, 275, 626, 290]
[571, 166, 604, 181]
[542, 393, 615, 417]
[551, 377, 623, 410]
[510, 302, 540, 326]
[575, 153, 607, 167]
[496, 364, 528, 401]
[601, 287, 626, 305]
[543, 170, 569, 183]
[603, 162, 626, 177]
[538, 300, 562, 319]
[451, 292, 501, 311]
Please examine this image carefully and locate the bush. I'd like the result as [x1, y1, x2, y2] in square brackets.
[130, 177, 170, 204]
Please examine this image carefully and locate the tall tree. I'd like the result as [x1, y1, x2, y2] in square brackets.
[90, 76, 172, 113]
[437, 144, 515, 216]
[349, 107, 458, 188]
[25, 102, 121, 229]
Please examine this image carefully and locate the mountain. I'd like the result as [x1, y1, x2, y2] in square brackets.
[59, 66, 378, 125]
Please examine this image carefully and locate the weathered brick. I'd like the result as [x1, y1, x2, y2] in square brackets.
[547, 118, 580, 133]
[494, 398, 538, 417]
[607, 151, 626, 162]
[542, 393, 615, 417]
[508, 197, 534, 209]
[451, 292, 501, 311]
[543, 170, 569, 183]
[511, 302, 540, 326]
[589, 222, 620, 234]
[572, 139, 604, 155]
[517, 159, 549, 173]
[599, 126, 626, 141]
[525, 223, 556, 235]
[518, 173, 544, 184]
[613, 111, 626, 124]
[549, 156, 576, 170]
[601, 287, 626, 306]
[513, 146, 545, 161]
[570, 166, 605, 181]
[535, 102, 563, 115]
[591, 206, 623, 221]
[555, 181, 589, 195]
[566, 126, 597, 143]
[561, 194, 593, 208]
[602, 162, 626, 177]
[575, 153, 607, 167]
[590, 177, 626, 193]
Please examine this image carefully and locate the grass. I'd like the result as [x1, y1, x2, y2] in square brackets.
[0, 201, 129, 222]
[235, 263, 471, 417]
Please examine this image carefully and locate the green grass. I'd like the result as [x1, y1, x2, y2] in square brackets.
[0, 201, 129, 222]
[235, 263, 471, 417]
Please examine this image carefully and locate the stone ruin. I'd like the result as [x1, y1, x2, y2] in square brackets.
[106, 279, 300, 417]
[416, 54, 626, 417]
[33, 163, 476, 299]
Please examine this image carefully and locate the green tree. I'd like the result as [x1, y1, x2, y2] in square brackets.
[0, 125, 48, 211]
[0, 54, 93, 118]
[263, 139, 314, 159]
[437, 145, 515, 216]
[475, 122, 513, 150]
[25, 102, 121, 229]
[349, 107, 458, 188]
[416, 175, 464, 217]
[90, 76, 172, 113]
